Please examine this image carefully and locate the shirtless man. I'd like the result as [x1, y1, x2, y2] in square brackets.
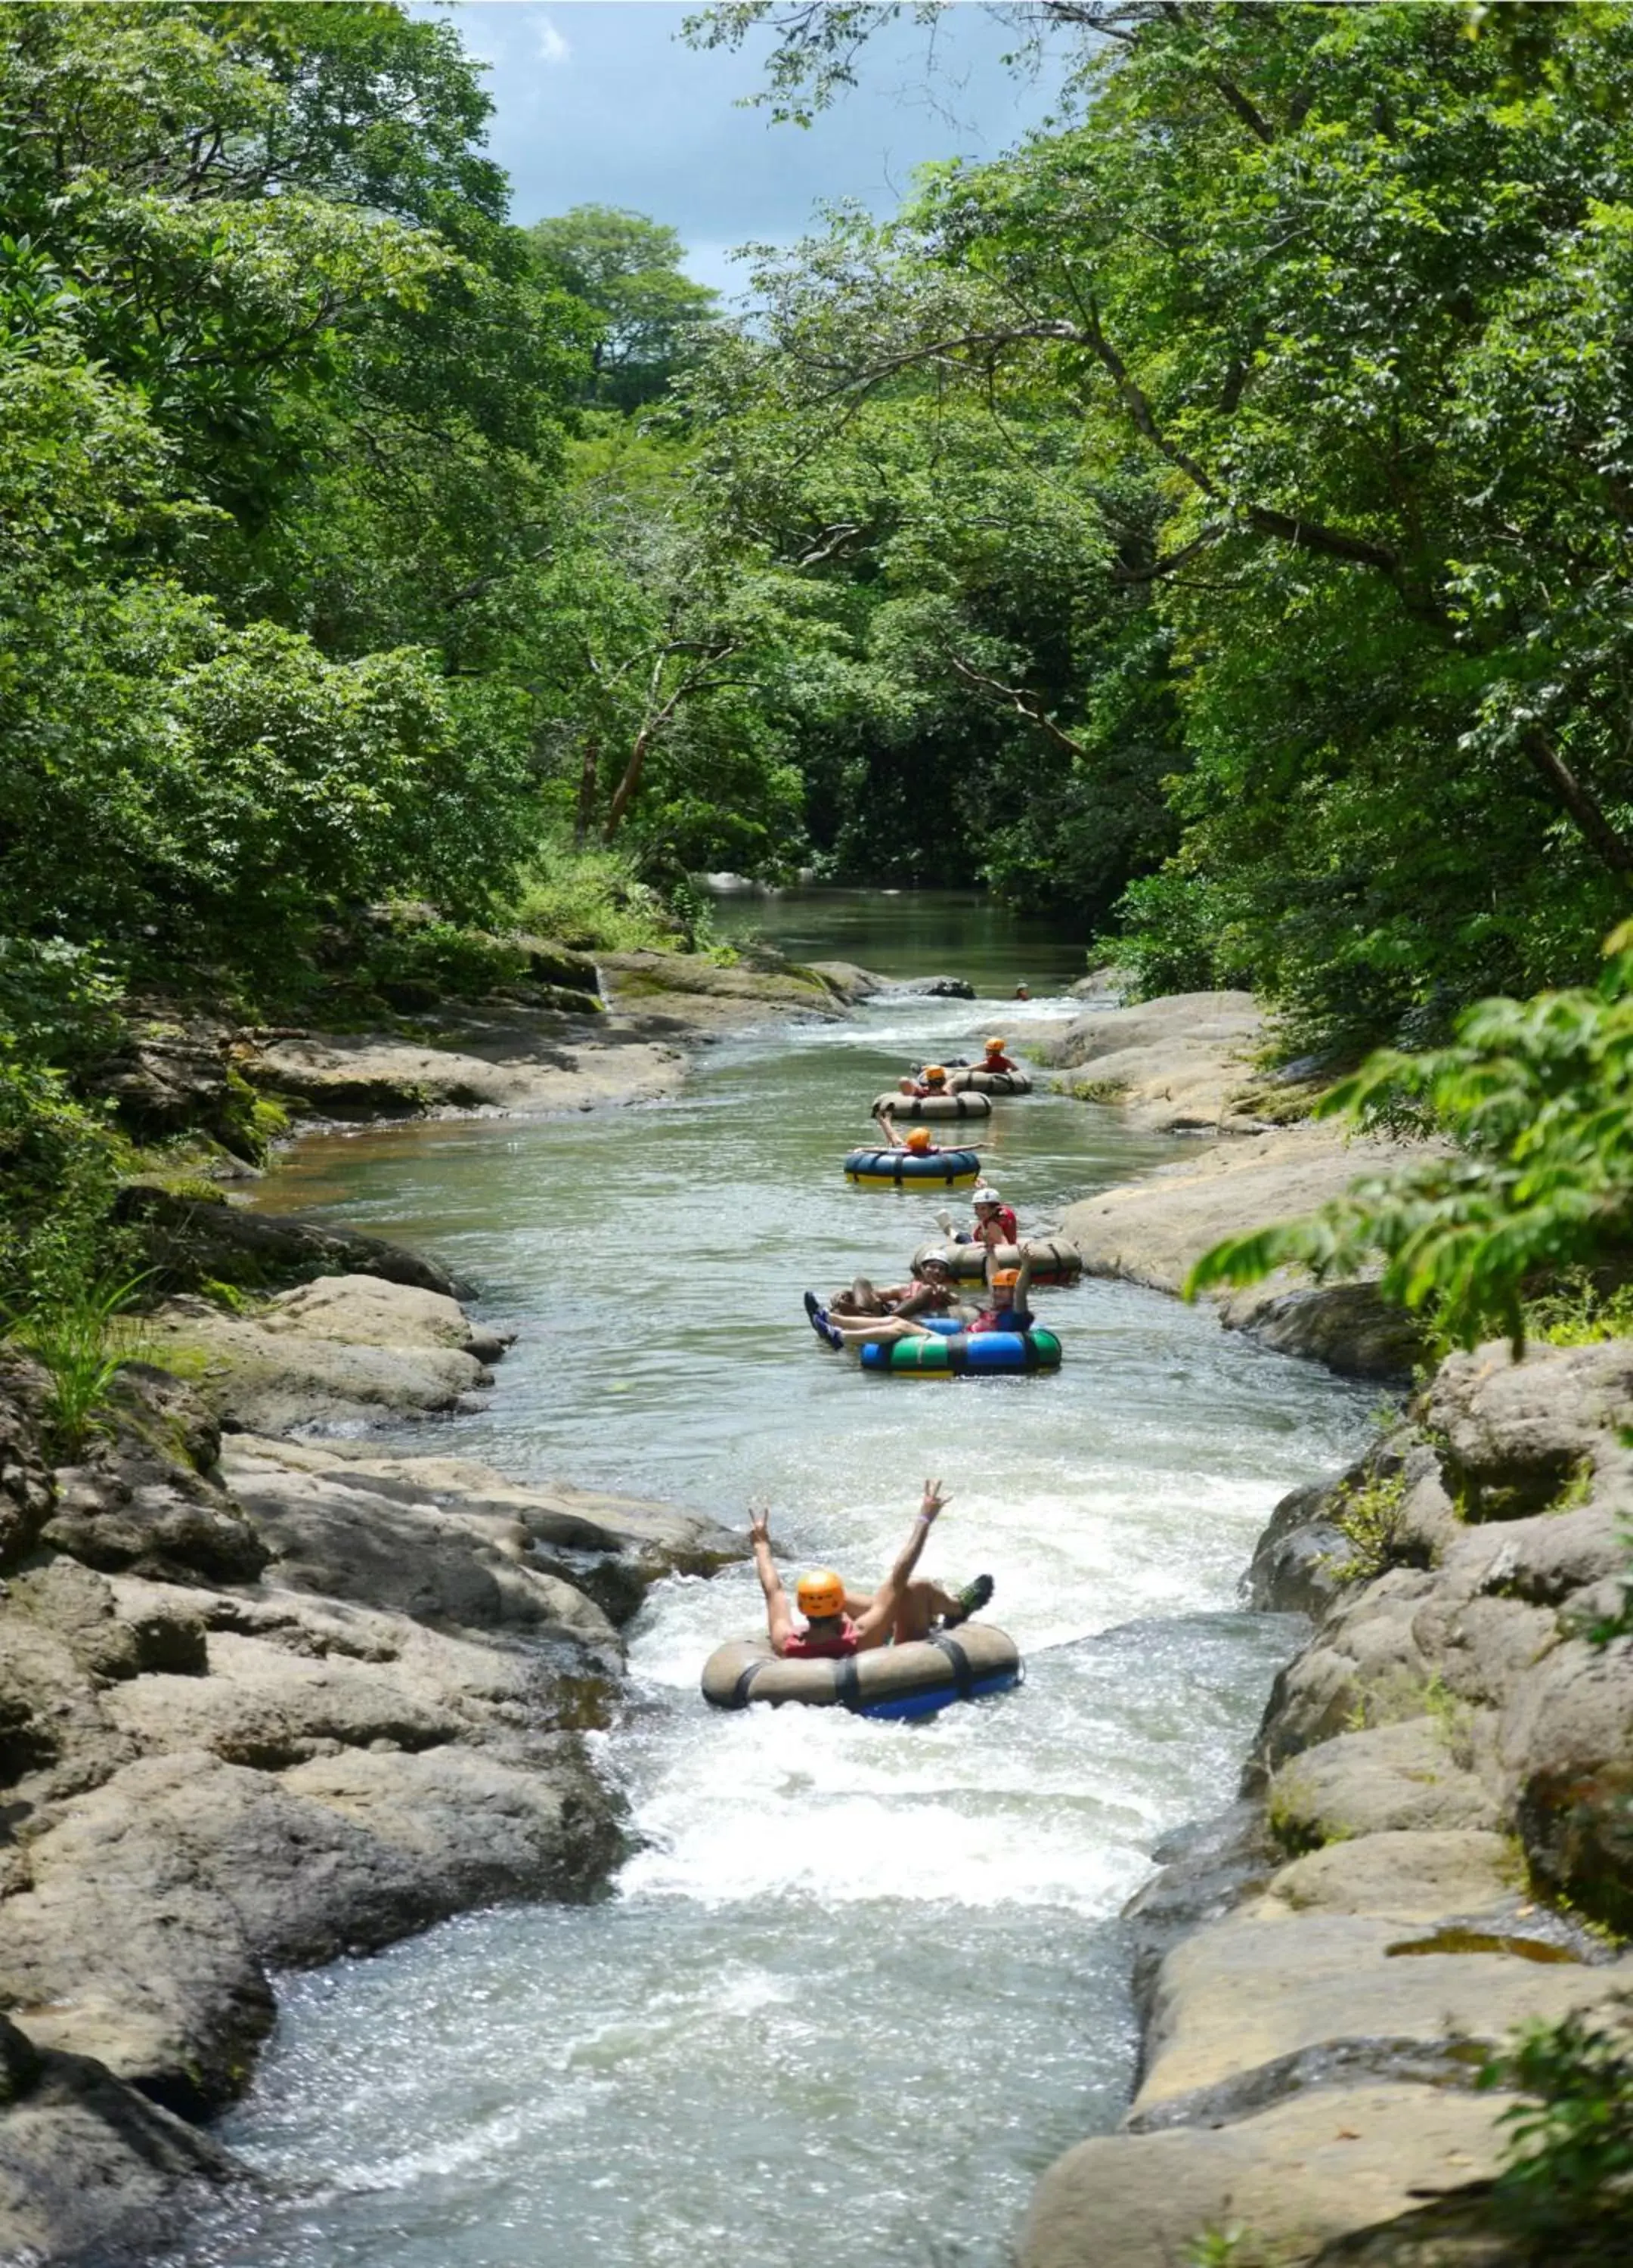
[827, 1253, 960, 1321]
[748, 1483, 991, 1657]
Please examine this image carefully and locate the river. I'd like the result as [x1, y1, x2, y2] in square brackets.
[171, 893, 1375, 2268]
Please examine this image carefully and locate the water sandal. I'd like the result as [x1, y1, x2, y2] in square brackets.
[804, 1294, 844, 1351]
[943, 1574, 994, 1628]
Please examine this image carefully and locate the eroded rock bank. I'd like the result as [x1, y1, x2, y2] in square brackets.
[1020, 1339, 1633, 2268]
[1043, 992, 1427, 1378]
[0, 1255, 740, 2263]
[114, 944, 848, 1151]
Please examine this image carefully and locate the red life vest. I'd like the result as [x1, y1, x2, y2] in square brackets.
[782, 1615, 860, 1659]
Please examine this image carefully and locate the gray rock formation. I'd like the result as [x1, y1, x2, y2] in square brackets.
[118, 1182, 474, 1299]
[1018, 1337, 1633, 2267]
[0, 1309, 742, 2264]
[141, 1273, 504, 1434]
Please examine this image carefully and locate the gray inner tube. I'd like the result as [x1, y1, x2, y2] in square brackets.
[911, 1237, 1083, 1282]
[702, 1624, 1021, 1709]
[947, 1068, 1033, 1095]
[872, 1091, 993, 1122]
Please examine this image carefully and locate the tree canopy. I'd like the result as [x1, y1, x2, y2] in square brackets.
[528, 205, 720, 409]
[684, 0, 1633, 1052]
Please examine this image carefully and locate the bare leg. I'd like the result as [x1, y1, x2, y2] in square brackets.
[826, 1314, 939, 1346]
[893, 1579, 959, 1644]
[844, 1577, 957, 1649]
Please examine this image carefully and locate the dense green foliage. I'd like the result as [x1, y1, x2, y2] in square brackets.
[689, 0, 1633, 1049]
[1185, 923, 1633, 1352]
[528, 206, 720, 408]
[1477, 1999, 1633, 2257]
[0, 1, 586, 988]
[14, 0, 1633, 1317]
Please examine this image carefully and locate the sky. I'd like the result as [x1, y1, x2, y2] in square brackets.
[423, 2, 1067, 297]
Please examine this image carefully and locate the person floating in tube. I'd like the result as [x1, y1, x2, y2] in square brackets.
[906, 1062, 950, 1098]
[937, 1182, 1018, 1249]
[748, 1483, 991, 1659]
[969, 1250, 1036, 1338]
[878, 1120, 956, 1160]
[803, 1243, 1030, 1351]
[981, 1036, 1020, 1074]
[829, 1252, 962, 1322]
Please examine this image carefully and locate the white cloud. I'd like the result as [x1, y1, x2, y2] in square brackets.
[535, 11, 571, 66]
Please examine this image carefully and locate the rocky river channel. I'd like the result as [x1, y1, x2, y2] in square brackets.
[160, 895, 1379, 2268]
[7, 893, 1628, 2268]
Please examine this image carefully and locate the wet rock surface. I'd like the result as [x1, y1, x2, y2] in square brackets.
[1020, 1337, 1633, 2268]
[0, 1286, 742, 2264]
[118, 1183, 473, 1299]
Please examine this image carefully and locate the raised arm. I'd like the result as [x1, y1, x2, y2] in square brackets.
[853, 1480, 950, 1644]
[748, 1504, 795, 1654]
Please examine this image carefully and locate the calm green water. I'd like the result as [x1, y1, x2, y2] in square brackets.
[173, 895, 1373, 2268]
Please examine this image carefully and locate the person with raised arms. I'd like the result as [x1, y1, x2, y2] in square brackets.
[748, 1483, 991, 1659]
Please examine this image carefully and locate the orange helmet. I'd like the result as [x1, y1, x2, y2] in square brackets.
[992, 1268, 1021, 1290]
[796, 1569, 845, 1620]
[985, 1036, 1006, 1053]
[923, 1064, 947, 1084]
[905, 1126, 933, 1152]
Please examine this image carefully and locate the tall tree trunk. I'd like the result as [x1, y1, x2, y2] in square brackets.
[603, 724, 654, 842]
[1521, 730, 1633, 888]
[573, 735, 600, 847]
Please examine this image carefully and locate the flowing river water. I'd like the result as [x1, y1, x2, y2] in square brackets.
[172, 893, 1375, 2268]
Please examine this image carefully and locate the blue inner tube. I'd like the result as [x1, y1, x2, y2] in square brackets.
[844, 1146, 982, 1185]
[860, 1319, 1062, 1374]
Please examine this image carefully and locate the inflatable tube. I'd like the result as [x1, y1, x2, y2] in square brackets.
[702, 1623, 1021, 1719]
[860, 1320, 1062, 1374]
[844, 1147, 981, 1187]
[911, 1237, 1083, 1286]
[947, 1068, 1033, 1096]
[872, 1090, 993, 1123]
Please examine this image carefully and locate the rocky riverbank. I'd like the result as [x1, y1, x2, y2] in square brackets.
[1043, 991, 1428, 1379]
[0, 937, 869, 2263]
[1015, 990, 1633, 2263]
[110, 943, 849, 1158]
[0, 1256, 741, 2265]
[1020, 1333, 1633, 2266]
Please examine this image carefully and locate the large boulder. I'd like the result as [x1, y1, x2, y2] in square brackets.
[1134, 1910, 1631, 2121]
[0, 2016, 235, 2267]
[222, 1452, 622, 1647]
[141, 1275, 497, 1434]
[1038, 990, 1264, 1130]
[240, 1015, 686, 1119]
[1059, 1126, 1429, 1377]
[1266, 1718, 1503, 1844]
[118, 1183, 473, 1298]
[228, 1438, 746, 1623]
[877, 974, 975, 999]
[1427, 1339, 1633, 1522]
[1021, 2084, 1521, 2268]
[806, 960, 891, 1002]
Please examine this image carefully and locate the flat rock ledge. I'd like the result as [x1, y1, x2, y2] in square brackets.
[230, 947, 847, 1129]
[0, 1306, 741, 2263]
[1018, 1337, 1633, 2268]
[1047, 993, 1431, 1379]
